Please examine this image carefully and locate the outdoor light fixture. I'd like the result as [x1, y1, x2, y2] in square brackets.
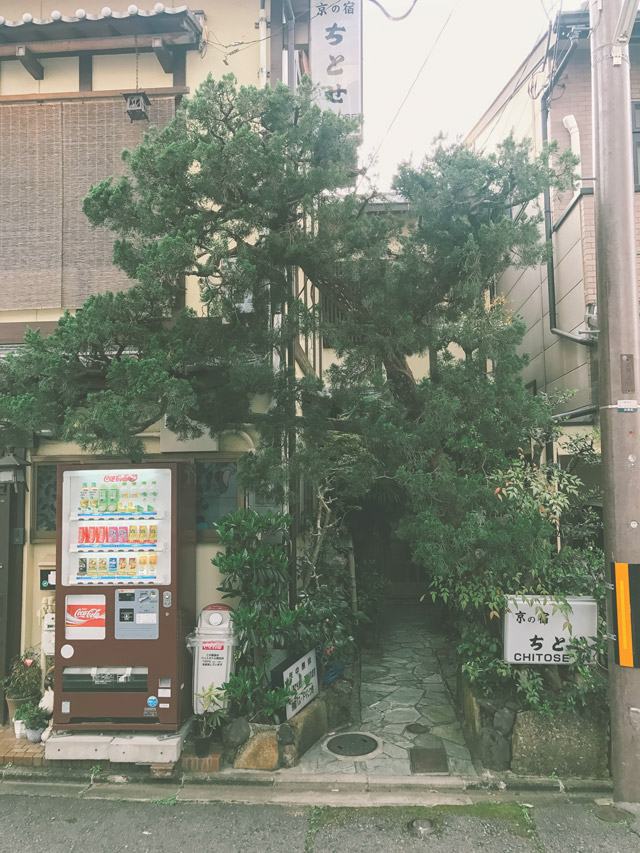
[0, 448, 30, 491]
[123, 91, 150, 121]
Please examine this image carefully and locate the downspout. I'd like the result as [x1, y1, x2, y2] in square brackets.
[284, 0, 296, 93]
[258, 0, 268, 88]
[541, 31, 593, 346]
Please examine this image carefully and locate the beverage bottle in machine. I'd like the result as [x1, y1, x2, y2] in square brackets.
[78, 482, 89, 514]
[149, 480, 158, 514]
[118, 481, 129, 513]
[107, 485, 119, 513]
[89, 482, 99, 513]
[97, 483, 108, 513]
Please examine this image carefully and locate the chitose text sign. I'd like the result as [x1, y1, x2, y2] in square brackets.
[503, 596, 598, 664]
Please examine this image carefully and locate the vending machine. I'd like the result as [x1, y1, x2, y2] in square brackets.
[53, 463, 195, 732]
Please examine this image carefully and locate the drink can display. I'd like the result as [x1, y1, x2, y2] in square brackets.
[128, 556, 137, 576]
[118, 557, 127, 574]
[128, 525, 138, 544]
[138, 554, 148, 574]
[87, 526, 97, 544]
[149, 553, 157, 572]
[98, 557, 107, 573]
[89, 482, 99, 512]
[138, 525, 148, 544]
[108, 557, 118, 574]
[78, 526, 88, 544]
[149, 524, 157, 544]
[97, 526, 107, 544]
[108, 526, 118, 544]
[88, 558, 98, 575]
[78, 482, 89, 513]
[118, 526, 128, 544]
[78, 557, 87, 575]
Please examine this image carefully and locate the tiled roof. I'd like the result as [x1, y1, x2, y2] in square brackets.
[0, 6, 202, 44]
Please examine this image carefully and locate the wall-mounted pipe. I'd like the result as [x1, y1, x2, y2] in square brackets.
[258, 0, 268, 88]
[284, 0, 295, 93]
[541, 32, 593, 346]
[562, 113, 582, 191]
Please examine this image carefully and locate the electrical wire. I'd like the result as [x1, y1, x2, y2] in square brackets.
[366, 0, 420, 22]
[208, 5, 315, 63]
[368, 0, 461, 164]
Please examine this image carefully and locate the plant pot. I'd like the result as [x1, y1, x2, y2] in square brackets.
[25, 726, 46, 744]
[13, 719, 26, 739]
[6, 695, 37, 722]
[194, 735, 211, 758]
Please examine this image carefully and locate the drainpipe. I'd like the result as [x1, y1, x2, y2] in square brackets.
[562, 113, 582, 192]
[541, 31, 593, 346]
[284, 0, 296, 93]
[258, 0, 268, 88]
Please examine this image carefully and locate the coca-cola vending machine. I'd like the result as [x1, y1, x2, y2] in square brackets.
[53, 463, 195, 731]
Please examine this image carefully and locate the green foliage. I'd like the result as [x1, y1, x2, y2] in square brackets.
[214, 509, 311, 667]
[1, 649, 42, 700]
[222, 664, 296, 722]
[18, 700, 50, 730]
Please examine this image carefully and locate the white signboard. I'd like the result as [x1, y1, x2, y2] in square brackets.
[503, 596, 598, 664]
[310, 1, 362, 118]
[274, 649, 319, 720]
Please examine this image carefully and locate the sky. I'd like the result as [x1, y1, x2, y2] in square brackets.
[361, 0, 586, 187]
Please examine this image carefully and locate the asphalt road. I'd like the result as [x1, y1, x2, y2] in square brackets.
[1, 790, 640, 853]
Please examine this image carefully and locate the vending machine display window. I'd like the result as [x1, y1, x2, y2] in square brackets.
[60, 468, 172, 586]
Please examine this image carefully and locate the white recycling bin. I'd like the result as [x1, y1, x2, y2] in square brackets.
[188, 603, 236, 714]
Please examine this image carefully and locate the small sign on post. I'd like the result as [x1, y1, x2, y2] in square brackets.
[503, 596, 598, 664]
[271, 648, 319, 721]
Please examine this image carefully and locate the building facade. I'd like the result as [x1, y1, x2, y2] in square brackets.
[0, 1, 331, 686]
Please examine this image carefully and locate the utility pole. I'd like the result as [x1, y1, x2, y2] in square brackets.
[590, 0, 640, 802]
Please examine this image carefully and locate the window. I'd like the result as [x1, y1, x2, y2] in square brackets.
[632, 101, 640, 188]
[195, 459, 242, 539]
[32, 464, 58, 541]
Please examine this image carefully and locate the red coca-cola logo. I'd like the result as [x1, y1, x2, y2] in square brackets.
[103, 473, 138, 483]
[66, 604, 106, 627]
[203, 642, 224, 651]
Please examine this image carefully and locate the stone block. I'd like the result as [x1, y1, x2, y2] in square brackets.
[280, 744, 299, 768]
[510, 710, 609, 778]
[493, 708, 516, 736]
[277, 723, 295, 745]
[223, 716, 250, 750]
[149, 762, 176, 779]
[289, 698, 328, 757]
[480, 726, 511, 771]
[45, 734, 113, 762]
[233, 731, 280, 771]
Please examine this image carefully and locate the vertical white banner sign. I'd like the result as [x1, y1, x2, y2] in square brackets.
[310, 1, 363, 118]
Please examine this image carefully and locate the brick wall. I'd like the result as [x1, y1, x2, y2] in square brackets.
[0, 96, 174, 311]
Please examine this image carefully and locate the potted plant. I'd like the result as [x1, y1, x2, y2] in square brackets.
[20, 700, 50, 743]
[1, 649, 42, 724]
[12, 703, 27, 739]
[194, 684, 227, 758]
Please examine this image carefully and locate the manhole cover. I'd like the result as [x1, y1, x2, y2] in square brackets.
[327, 733, 379, 756]
[405, 723, 430, 734]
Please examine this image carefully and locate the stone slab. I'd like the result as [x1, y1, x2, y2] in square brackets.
[511, 710, 609, 778]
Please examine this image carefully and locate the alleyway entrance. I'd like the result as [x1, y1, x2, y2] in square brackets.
[293, 603, 477, 778]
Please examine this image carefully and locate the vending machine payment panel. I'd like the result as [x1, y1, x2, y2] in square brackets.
[53, 463, 195, 732]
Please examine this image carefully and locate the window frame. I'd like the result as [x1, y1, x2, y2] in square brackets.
[632, 100, 640, 190]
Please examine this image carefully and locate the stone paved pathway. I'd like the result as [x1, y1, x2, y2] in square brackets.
[293, 603, 477, 777]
